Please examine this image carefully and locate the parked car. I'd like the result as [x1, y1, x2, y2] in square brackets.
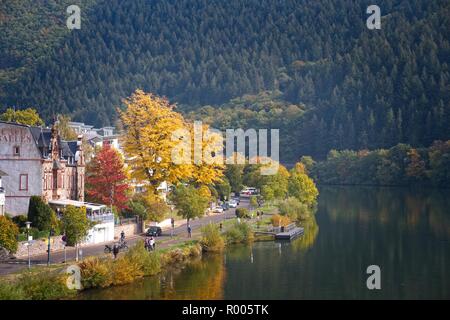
[146, 226, 162, 237]
[229, 200, 238, 208]
[212, 206, 224, 213]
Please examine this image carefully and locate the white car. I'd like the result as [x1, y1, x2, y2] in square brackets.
[228, 200, 238, 208]
[212, 206, 224, 213]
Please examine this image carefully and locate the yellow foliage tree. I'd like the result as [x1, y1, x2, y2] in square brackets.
[188, 122, 224, 187]
[119, 90, 191, 194]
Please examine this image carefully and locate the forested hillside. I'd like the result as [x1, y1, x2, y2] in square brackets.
[1, 0, 449, 162]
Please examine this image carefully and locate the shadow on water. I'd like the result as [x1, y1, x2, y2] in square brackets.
[80, 186, 450, 299]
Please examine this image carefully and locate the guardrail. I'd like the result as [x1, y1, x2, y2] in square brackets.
[88, 214, 114, 223]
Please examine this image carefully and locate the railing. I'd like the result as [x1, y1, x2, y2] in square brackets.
[115, 216, 139, 226]
[267, 223, 296, 233]
[88, 213, 114, 223]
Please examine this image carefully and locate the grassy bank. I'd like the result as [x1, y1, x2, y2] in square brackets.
[0, 240, 202, 300]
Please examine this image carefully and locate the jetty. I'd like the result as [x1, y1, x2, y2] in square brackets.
[254, 223, 304, 240]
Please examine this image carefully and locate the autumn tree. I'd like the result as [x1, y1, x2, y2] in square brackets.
[56, 114, 78, 140]
[0, 216, 19, 253]
[186, 122, 224, 187]
[119, 90, 191, 195]
[288, 162, 319, 206]
[86, 145, 129, 212]
[0, 108, 44, 126]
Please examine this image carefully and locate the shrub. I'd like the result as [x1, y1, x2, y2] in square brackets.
[79, 257, 112, 289]
[235, 208, 250, 219]
[0, 281, 25, 300]
[225, 222, 254, 244]
[27, 196, 55, 232]
[18, 271, 75, 300]
[200, 223, 225, 252]
[111, 256, 144, 286]
[0, 216, 19, 253]
[125, 240, 161, 276]
[277, 197, 311, 221]
[271, 214, 291, 227]
[12, 215, 28, 228]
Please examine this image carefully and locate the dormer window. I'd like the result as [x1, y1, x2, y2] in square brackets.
[13, 146, 20, 156]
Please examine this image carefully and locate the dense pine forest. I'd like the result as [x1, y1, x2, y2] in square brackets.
[0, 0, 449, 162]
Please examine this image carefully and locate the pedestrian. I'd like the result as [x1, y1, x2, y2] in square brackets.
[219, 222, 223, 231]
[171, 217, 175, 229]
[187, 224, 192, 238]
[144, 236, 150, 251]
[120, 230, 125, 242]
[113, 243, 119, 259]
[150, 236, 156, 250]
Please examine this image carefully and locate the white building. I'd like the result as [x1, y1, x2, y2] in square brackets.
[49, 199, 114, 244]
[0, 170, 6, 216]
[68, 122, 121, 151]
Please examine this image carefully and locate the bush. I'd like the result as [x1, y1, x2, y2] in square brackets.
[277, 197, 311, 221]
[0, 216, 19, 253]
[27, 196, 56, 232]
[125, 240, 161, 276]
[111, 256, 144, 286]
[12, 215, 28, 228]
[17, 271, 75, 300]
[200, 223, 225, 252]
[271, 214, 291, 227]
[235, 208, 250, 219]
[0, 281, 25, 300]
[79, 257, 112, 289]
[225, 222, 254, 244]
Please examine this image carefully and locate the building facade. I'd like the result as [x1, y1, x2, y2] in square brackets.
[0, 121, 85, 216]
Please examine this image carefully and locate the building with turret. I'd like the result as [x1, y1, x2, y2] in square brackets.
[0, 121, 85, 216]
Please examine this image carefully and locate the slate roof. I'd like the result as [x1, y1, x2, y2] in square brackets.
[0, 121, 78, 161]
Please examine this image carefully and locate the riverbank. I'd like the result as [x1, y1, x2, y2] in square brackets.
[0, 207, 276, 300]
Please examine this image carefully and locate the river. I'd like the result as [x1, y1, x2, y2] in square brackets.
[80, 186, 450, 299]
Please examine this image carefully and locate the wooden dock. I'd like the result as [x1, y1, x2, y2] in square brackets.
[274, 227, 304, 240]
[254, 223, 304, 240]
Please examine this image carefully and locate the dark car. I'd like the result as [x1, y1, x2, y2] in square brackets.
[146, 226, 162, 237]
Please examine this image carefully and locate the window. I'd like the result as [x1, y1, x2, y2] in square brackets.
[19, 174, 28, 191]
[13, 146, 20, 156]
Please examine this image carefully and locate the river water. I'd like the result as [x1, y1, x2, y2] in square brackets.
[80, 186, 450, 299]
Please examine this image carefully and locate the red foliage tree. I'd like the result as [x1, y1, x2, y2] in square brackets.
[86, 145, 129, 211]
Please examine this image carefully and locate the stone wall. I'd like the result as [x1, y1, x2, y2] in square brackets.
[114, 222, 141, 239]
[14, 235, 66, 258]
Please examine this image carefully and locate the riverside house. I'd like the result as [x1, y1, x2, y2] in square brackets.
[0, 121, 85, 216]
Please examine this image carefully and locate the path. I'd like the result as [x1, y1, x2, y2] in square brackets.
[0, 199, 251, 276]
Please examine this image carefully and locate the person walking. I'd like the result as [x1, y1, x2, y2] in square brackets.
[113, 243, 119, 259]
[120, 230, 125, 242]
[144, 236, 150, 251]
[150, 236, 156, 251]
[187, 224, 192, 238]
[219, 222, 223, 231]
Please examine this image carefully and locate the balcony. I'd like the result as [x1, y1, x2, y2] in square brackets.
[87, 213, 114, 223]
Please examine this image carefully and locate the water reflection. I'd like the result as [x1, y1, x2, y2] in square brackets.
[81, 186, 450, 299]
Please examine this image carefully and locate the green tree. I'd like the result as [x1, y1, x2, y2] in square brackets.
[0, 216, 19, 253]
[170, 185, 209, 224]
[214, 178, 231, 201]
[27, 196, 56, 232]
[0, 108, 44, 126]
[60, 206, 93, 261]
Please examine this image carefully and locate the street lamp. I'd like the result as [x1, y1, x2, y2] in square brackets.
[47, 228, 54, 266]
[25, 221, 31, 269]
